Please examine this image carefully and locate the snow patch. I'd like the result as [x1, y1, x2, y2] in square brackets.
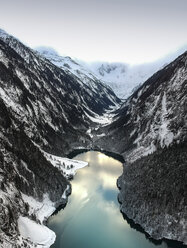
[126, 143, 157, 163]
[22, 193, 56, 224]
[85, 110, 116, 126]
[87, 128, 93, 138]
[62, 185, 70, 199]
[43, 152, 88, 179]
[18, 216, 56, 248]
[159, 92, 174, 147]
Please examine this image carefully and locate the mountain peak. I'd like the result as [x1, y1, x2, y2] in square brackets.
[35, 46, 59, 57]
[0, 28, 9, 39]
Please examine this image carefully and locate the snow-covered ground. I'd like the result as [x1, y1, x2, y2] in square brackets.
[18, 216, 56, 248]
[85, 112, 114, 125]
[18, 193, 57, 248]
[86, 103, 119, 127]
[18, 153, 88, 247]
[85, 111, 115, 140]
[85, 104, 119, 139]
[22, 193, 57, 223]
[43, 152, 88, 179]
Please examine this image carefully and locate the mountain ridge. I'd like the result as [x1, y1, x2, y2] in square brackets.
[0, 29, 120, 247]
[94, 50, 187, 244]
[36, 44, 187, 99]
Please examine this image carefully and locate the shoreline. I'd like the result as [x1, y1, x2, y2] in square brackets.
[24, 148, 186, 248]
[18, 154, 88, 248]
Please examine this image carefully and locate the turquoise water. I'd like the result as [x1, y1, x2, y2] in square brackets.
[48, 151, 185, 248]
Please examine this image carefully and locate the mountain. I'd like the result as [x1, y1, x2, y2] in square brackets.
[85, 62, 157, 99]
[0, 30, 120, 154]
[94, 51, 187, 244]
[36, 48, 161, 100]
[35, 47, 97, 81]
[35, 46, 118, 100]
[83, 46, 187, 99]
[0, 28, 186, 247]
[36, 46, 187, 100]
[0, 29, 120, 247]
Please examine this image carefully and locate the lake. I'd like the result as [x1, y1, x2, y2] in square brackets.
[48, 151, 186, 248]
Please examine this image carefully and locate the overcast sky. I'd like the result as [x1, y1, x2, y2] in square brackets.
[0, 0, 187, 64]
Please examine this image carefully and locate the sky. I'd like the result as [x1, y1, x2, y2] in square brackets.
[0, 0, 187, 64]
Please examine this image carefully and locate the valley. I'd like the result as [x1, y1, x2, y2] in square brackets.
[0, 29, 186, 248]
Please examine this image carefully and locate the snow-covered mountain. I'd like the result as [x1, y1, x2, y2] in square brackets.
[0, 29, 120, 150]
[95, 51, 187, 244]
[35, 47, 96, 81]
[84, 47, 187, 99]
[0, 28, 186, 247]
[0, 29, 120, 247]
[36, 45, 187, 100]
[36, 47, 157, 99]
[84, 62, 157, 99]
[36, 46, 116, 97]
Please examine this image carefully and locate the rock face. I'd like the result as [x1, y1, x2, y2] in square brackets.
[95, 51, 187, 244]
[0, 29, 120, 247]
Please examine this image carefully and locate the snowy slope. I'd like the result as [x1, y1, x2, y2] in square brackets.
[36, 45, 187, 100]
[36, 47, 100, 84]
[85, 62, 154, 99]
[0, 29, 120, 247]
[84, 47, 187, 99]
[95, 51, 187, 244]
[36, 47, 156, 99]
[36, 46, 120, 105]
[0, 29, 120, 153]
[96, 51, 187, 161]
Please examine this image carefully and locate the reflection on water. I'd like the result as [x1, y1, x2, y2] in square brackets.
[48, 151, 186, 248]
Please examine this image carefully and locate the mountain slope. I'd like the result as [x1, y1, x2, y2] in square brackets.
[36, 46, 120, 107]
[36, 48, 161, 100]
[94, 51, 187, 244]
[0, 30, 120, 247]
[36, 46, 187, 101]
[85, 62, 159, 99]
[0, 29, 120, 154]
